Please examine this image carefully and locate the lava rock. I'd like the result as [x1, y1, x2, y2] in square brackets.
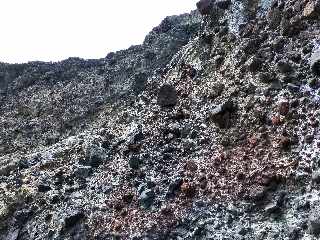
[312, 170, 320, 184]
[278, 101, 290, 115]
[64, 211, 85, 230]
[157, 84, 178, 107]
[166, 177, 183, 198]
[139, 189, 155, 208]
[311, 49, 320, 76]
[309, 202, 320, 235]
[216, 0, 231, 10]
[208, 101, 234, 128]
[303, 1, 320, 19]
[196, 0, 214, 15]
[258, 72, 276, 83]
[246, 56, 263, 72]
[129, 155, 141, 170]
[277, 60, 293, 74]
[83, 144, 107, 168]
[74, 165, 92, 178]
[267, 7, 282, 29]
[38, 184, 52, 193]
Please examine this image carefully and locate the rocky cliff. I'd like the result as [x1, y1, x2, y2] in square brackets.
[1, 0, 320, 239]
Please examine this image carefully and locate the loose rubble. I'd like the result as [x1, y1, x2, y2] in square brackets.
[1, 0, 320, 239]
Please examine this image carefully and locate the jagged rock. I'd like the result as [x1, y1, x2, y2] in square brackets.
[38, 184, 52, 193]
[129, 155, 141, 169]
[74, 165, 92, 178]
[196, 0, 214, 15]
[139, 189, 155, 208]
[216, 0, 231, 10]
[309, 202, 320, 235]
[267, 7, 282, 29]
[311, 49, 320, 76]
[303, 1, 320, 19]
[64, 211, 85, 230]
[277, 60, 293, 74]
[157, 84, 178, 107]
[208, 101, 234, 128]
[312, 170, 320, 184]
[246, 56, 263, 72]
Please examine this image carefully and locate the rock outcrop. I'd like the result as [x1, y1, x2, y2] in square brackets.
[1, 0, 320, 239]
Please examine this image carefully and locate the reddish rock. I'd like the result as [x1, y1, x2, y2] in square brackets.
[279, 136, 291, 150]
[181, 181, 197, 198]
[278, 101, 290, 115]
[271, 115, 282, 125]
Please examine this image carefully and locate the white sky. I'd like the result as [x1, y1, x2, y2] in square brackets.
[0, 0, 196, 63]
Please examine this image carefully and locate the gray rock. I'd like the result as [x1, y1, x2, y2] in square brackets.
[208, 101, 234, 128]
[157, 84, 177, 107]
[64, 211, 85, 230]
[129, 155, 141, 170]
[312, 170, 320, 184]
[309, 202, 320, 235]
[139, 189, 155, 208]
[74, 165, 92, 178]
[311, 49, 320, 76]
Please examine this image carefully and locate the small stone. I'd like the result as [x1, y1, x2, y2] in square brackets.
[258, 72, 275, 83]
[271, 116, 282, 126]
[157, 84, 178, 107]
[305, 135, 314, 144]
[208, 100, 234, 128]
[267, 7, 282, 29]
[264, 202, 280, 214]
[166, 177, 183, 198]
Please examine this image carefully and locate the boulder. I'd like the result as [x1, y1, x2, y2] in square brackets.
[303, 1, 320, 19]
[216, 0, 231, 10]
[196, 0, 214, 15]
[139, 189, 155, 208]
[208, 101, 234, 128]
[309, 202, 320, 235]
[157, 84, 178, 107]
[311, 50, 320, 76]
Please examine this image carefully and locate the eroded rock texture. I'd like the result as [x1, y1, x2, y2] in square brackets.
[1, 1, 320, 239]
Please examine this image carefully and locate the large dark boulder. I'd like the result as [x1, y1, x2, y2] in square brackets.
[196, 0, 214, 15]
[157, 84, 178, 107]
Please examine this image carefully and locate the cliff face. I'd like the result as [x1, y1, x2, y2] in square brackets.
[1, 1, 320, 239]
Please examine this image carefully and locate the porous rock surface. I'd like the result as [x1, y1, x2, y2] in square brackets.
[1, 0, 320, 239]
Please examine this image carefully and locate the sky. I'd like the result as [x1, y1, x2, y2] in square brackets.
[0, 0, 196, 63]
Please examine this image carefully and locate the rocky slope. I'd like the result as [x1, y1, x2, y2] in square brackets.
[1, 0, 320, 239]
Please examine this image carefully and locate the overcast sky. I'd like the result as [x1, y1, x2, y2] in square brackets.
[0, 0, 196, 63]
